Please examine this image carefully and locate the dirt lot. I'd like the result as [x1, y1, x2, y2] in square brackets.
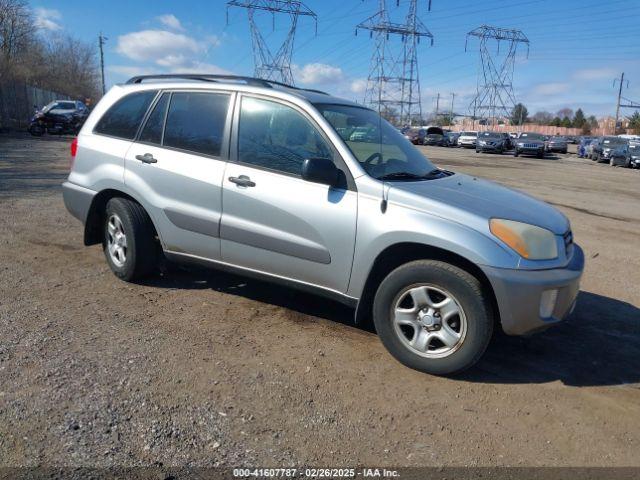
[1, 133, 639, 469]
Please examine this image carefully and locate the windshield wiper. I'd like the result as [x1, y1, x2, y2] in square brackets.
[376, 169, 442, 181]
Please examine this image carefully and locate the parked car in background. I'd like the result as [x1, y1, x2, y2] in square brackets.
[609, 144, 633, 167]
[546, 136, 568, 154]
[423, 126, 445, 146]
[458, 131, 477, 148]
[629, 143, 640, 168]
[476, 131, 509, 154]
[593, 136, 628, 163]
[405, 128, 427, 145]
[514, 132, 546, 158]
[587, 138, 601, 159]
[443, 131, 459, 147]
[62, 73, 584, 376]
[577, 137, 594, 158]
[28, 100, 89, 136]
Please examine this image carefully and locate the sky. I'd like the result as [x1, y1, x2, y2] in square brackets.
[32, 0, 640, 118]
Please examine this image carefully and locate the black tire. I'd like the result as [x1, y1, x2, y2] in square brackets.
[537, 151, 544, 159]
[513, 149, 519, 157]
[373, 260, 494, 376]
[475, 148, 480, 153]
[103, 197, 157, 281]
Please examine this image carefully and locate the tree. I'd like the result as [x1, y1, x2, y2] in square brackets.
[588, 115, 599, 130]
[551, 117, 562, 127]
[511, 103, 528, 126]
[0, 0, 35, 71]
[557, 108, 574, 120]
[561, 116, 572, 128]
[573, 108, 586, 129]
[627, 111, 640, 132]
[532, 111, 553, 125]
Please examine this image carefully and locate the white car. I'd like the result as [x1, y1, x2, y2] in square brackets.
[458, 131, 478, 148]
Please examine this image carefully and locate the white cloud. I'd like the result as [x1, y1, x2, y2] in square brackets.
[350, 79, 367, 94]
[572, 68, 617, 81]
[532, 82, 570, 96]
[116, 30, 203, 65]
[157, 14, 184, 31]
[294, 63, 344, 85]
[34, 7, 62, 31]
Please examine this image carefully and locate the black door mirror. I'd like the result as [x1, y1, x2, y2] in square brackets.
[301, 158, 339, 186]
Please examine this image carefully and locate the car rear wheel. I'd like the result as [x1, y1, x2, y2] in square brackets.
[373, 260, 493, 375]
[513, 150, 519, 157]
[103, 197, 157, 282]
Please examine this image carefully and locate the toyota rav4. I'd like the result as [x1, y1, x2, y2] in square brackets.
[63, 74, 584, 375]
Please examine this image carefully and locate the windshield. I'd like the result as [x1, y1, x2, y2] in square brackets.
[519, 133, 544, 140]
[43, 101, 75, 112]
[316, 104, 437, 179]
[479, 132, 500, 138]
[461, 131, 477, 136]
[602, 137, 627, 145]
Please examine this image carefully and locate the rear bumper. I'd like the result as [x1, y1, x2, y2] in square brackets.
[481, 245, 585, 336]
[547, 146, 567, 152]
[62, 181, 95, 224]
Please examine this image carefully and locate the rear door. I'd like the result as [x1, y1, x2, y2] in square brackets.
[219, 94, 358, 294]
[124, 90, 234, 260]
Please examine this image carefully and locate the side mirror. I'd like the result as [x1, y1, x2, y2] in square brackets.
[301, 158, 339, 186]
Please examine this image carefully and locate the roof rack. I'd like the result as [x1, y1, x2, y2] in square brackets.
[125, 73, 329, 96]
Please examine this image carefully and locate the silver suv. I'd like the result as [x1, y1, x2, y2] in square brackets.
[63, 74, 584, 375]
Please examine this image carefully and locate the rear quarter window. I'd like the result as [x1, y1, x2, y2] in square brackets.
[94, 90, 157, 140]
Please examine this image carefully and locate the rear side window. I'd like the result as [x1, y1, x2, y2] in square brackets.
[163, 92, 229, 157]
[94, 90, 157, 140]
[139, 92, 169, 145]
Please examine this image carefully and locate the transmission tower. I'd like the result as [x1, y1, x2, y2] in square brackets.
[227, 1, 316, 86]
[357, 0, 434, 126]
[465, 25, 529, 126]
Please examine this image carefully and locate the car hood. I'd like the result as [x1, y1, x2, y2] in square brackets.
[46, 108, 75, 115]
[388, 173, 569, 235]
[517, 138, 545, 145]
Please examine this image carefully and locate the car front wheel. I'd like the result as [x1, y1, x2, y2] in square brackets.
[373, 260, 493, 375]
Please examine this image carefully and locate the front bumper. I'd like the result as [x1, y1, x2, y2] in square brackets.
[459, 140, 476, 147]
[478, 143, 502, 152]
[547, 145, 567, 152]
[481, 245, 585, 336]
[62, 181, 96, 224]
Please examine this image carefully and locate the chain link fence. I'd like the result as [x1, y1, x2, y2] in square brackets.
[0, 80, 71, 131]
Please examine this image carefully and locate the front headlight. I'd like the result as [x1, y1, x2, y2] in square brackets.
[489, 219, 558, 260]
[479, 140, 486, 145]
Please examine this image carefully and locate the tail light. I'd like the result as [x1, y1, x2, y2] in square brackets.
[70, 137, 78, 168]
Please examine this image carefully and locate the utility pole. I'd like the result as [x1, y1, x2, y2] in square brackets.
[614, 72, 625, 134]
[98, 32, 107, 96]
[450, 92, 455, 116]
[435, 92, 440, 118]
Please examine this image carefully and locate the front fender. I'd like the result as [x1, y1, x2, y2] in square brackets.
[346, 194, 518, 298]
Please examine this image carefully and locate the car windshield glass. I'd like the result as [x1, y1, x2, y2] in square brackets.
[479, 132, 500, 138]
[552, 137, 566, 141]
[519, 133, 543, 140]
[461, 131, 476, 136]
[316, 103, 437, 180]
[44, 101, 75, 111]
[603, 138, 626, 145]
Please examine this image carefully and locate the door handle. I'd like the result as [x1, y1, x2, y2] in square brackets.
[229, 175, 256, 187]
[135, 153, 157, 164]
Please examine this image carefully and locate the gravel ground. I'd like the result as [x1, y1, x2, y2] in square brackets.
[1, 133, 639, 470]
